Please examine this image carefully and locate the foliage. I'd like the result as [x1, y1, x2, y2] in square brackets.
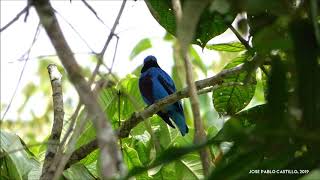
[1, 0, 320, 180]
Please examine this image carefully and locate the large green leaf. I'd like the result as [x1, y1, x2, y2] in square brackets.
[175, 153, 204, 180]
[123, 145, 149, 179]
[99, 75, 145, 129]
[206, 42, 246, 52]
[151, 163, 177, 179]
[129, 38, 152, 60]
[99, 87, 119, 128]
[212, 53, 256, 115]
[0, 131, 40, 180]
[145, 0, 235, 47]
[63, 164, 96, 180]
[118, 75, 145, 119]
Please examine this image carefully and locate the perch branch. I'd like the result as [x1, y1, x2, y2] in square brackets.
[40, 64, 64, 180]
[33, 0, 123, 179]
[66, 64, 245, 168]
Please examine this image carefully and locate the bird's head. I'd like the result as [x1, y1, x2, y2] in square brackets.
[143, 55, 157, 64]
[141, 55, 160, 73]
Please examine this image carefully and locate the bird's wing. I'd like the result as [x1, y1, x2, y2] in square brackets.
[139, 74, 154, 105]
[157, 70, 176, 95]
[157, 70, 184, 113]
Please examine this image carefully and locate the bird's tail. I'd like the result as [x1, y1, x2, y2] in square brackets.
[170, 111, 189, 136]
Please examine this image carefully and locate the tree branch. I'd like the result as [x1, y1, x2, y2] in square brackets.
[228, 24, 252, 52]
[89, 0, 127, 85]
[0, 6, 28, 32]
[66, 64, 245, 168]
[173, 0, 212, 176]
[40, 64, 64, 180]
[33, 0, 123, 178]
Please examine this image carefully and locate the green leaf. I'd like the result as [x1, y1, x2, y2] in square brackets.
[206, 42, 246, 52]
[76, 120, 96, 149]
[123, 145, 149, 179]
[212, 53, 256, 115]
[63, 164, 96, 180]
[0, 131, 40, 180]
[1, 155, 21, 180]
[129, 38, 152, 60]
[175, 153, 204, 180]
[146, 0, 235, 47]
[151, 163, 177, 179]
[151, 116, 174, 149]
[99, 87, 119, 127]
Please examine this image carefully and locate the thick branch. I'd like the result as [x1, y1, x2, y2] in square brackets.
[33, 0, 123, 178]
[40, 64, 64, 180]
[66, 64, 245, 167]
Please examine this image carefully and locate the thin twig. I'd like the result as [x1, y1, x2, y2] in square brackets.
[9, 52, 96, 63]
[59, 103, 82, 147]
[89, 0, 127, 85]
[40, 64, 65, 180]
[80, 0, 109, 29]
[1, 23, 41, 120]
[110, 35, 120, 71]
[24, 0, 32, 22]
[54, 9, 95, 53]
[228, 24, 253, 52]
[0, 6, 28, 32]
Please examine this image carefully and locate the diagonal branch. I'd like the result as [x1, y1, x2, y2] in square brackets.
[0, 6, 28, 32]
[80, 0, 107, 27]
[228, 24, 252, 52]
[66, 64, 245, 168]
[32, 0, 123, 179]
[89, 0, 127, 85]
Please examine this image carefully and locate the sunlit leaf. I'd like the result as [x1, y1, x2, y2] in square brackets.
[175, 153, 204, 180]
[63, 164, 96, 180]
[130, 38, 152, 60]
[0, 131, 40, 180]
[206, 42, 246, 52]
[123, 145, 149, 179]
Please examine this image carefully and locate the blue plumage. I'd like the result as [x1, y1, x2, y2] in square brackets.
[138, 55, 189, 136]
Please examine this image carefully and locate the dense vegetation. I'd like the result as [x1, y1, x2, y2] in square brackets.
[1, 0, 319, 179]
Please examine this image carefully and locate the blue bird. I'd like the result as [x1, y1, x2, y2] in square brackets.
[139, 55, 189, 136]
